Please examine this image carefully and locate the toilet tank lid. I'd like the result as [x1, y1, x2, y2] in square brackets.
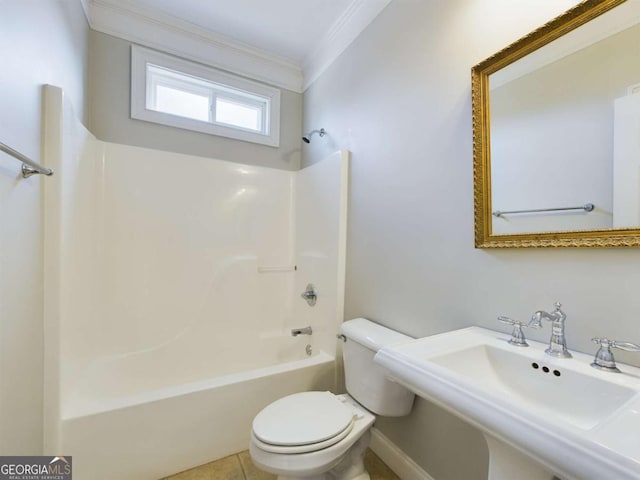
[340, 318, 413, 352]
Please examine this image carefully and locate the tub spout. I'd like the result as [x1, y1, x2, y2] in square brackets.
[291, 326, 312, 336]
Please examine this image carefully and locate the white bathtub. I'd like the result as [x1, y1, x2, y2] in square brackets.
[61, 350, 335, 479]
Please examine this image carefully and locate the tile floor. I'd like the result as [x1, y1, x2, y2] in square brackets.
[162, 449, 400, 480]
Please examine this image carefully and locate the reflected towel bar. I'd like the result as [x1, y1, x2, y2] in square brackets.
[493, 203, 595, 218]
[0, 141, 54, 178]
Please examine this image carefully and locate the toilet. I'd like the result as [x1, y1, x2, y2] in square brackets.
[249, 318, 415, 480]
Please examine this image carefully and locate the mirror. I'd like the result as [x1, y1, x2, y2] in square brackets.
[472, 0, 640, 247]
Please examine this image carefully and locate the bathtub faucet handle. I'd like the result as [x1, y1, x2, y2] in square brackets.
[291, 326, 313, 336]
[300, 284, 317, 306]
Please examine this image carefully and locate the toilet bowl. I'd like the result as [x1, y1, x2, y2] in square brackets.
[249, 318, 415, 480]
[250, 393, 375, 479]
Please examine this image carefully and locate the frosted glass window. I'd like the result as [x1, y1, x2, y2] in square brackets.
[216, 97, 262, 131]
[154, 85, 210, 122]
[131, 46, 280, 147]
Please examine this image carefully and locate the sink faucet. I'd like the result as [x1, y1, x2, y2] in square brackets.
[530, 302, 572, 358]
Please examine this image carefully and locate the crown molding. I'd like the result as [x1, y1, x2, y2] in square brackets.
[302, 0, 392, 90]
[79, 0, 90, 23]
[83, 0, 391, 94]
[84, 0, 304, 92]
[491, 1, 640, 90]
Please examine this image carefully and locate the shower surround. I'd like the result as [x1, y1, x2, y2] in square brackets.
[41, 86, 348, 479]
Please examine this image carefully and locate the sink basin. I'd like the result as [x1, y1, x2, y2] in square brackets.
[431, 343, 635, 430]
[374, 327, 640, 480]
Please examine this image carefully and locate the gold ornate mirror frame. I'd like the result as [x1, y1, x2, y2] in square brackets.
[472, 0, 640, 248]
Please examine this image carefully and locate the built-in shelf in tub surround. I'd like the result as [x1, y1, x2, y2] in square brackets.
[257, 266, 296, 273]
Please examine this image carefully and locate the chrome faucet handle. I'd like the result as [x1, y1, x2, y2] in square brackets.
[300, 283, 317, 306]
[591, 338, 640, 373]
[498, 316, 526, 326]
[498, 316, 534, 347]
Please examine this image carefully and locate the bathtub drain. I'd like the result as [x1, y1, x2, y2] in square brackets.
[306, 344, 312, 356]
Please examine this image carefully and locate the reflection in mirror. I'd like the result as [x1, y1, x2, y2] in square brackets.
[490, 18, 640, 235]
[473, 0, 640, 247]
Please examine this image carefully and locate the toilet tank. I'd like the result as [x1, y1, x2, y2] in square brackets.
[340, 318, 415, 416]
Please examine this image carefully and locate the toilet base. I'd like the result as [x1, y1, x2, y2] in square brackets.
[274, 431, 371, 480]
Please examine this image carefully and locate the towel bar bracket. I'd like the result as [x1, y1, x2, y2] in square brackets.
[22, 164, 53, 178]
[0, 142, 54, 178]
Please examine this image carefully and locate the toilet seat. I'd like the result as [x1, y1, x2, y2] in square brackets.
[251, 423, 353, 454]
[252, 391, 356, 454]
[250, 393, 376, 478]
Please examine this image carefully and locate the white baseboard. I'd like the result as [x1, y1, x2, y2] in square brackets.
[369, 427, 435, 480]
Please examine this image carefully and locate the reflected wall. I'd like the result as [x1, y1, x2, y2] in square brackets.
[491, 22, 640, 234]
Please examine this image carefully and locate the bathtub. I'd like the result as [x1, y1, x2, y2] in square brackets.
[61, 348, 335, 480]
[42, 86, 348, 480]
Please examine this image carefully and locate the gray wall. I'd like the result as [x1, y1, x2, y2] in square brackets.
[303, 0, 640, 478]
[0, 0, 88, 454]
[89, 31, 303, 170]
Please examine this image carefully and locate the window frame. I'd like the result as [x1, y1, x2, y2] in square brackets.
[131, 45, 281, 147]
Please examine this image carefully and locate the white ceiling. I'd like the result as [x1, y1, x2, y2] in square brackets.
[124, 0, 354, 63]
[83, 0, 392, 91]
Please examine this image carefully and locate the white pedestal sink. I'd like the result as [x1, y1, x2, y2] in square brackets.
[374, 327, 640, 480]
